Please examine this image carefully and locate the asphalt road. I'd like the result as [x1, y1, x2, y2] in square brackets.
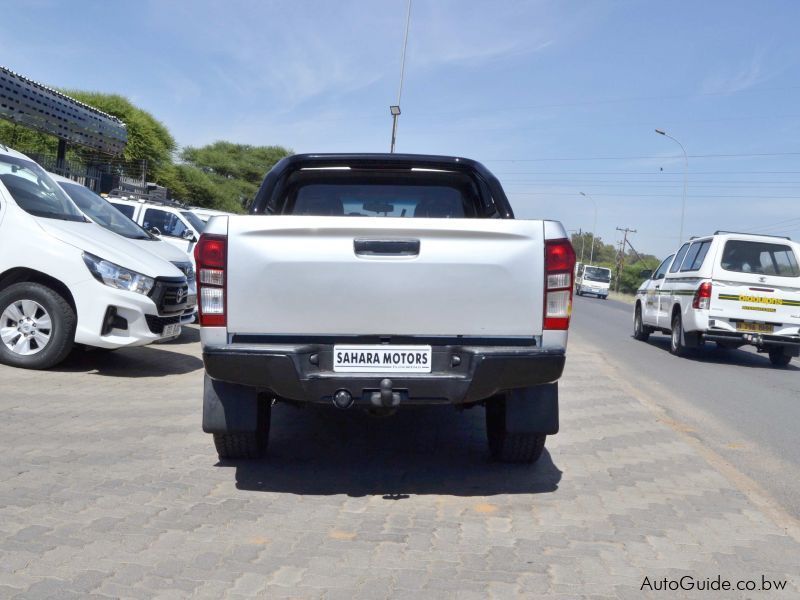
[571, 294, 800, 519]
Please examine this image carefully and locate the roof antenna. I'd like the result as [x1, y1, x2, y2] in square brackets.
[389, 0, 412, 153]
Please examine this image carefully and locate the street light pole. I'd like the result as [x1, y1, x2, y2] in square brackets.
[655, 128, 688, 242]
[390, 0, 412, 153]
[580, 192, 598, 264]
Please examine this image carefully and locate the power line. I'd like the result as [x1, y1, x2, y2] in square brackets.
[483, 151, 800, 162]
[506, 191, 800, 199]
[403, 85, 800, 117]
[491, 170, 800, 175]
[502, 181, 800, 187]
[723, 217, 800, 234]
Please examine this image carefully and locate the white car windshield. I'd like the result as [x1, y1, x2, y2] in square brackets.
[59, 181, 152, 241]
[0, 155, 85, 222]
[180, 210, 206, 233]
[584, 267, 611, 282]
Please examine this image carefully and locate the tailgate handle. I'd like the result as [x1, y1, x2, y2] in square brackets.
[354, 239, 420, 256]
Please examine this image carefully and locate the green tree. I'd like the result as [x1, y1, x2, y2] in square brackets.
[0, 91, 293, 211]
[0, 123, 55, 155]
[0, 90, 178, 189]
[570, 232, 616, 264]
[179, 142, 292, 211]
[616, 261, 660, 294]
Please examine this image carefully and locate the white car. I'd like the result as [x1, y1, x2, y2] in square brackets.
[0, 145, 191, 369]
[575, 264, 611, 299]
[634, 231, 800, 366]
[107, 197, 205, 256]
[188, 207, 234, 224]
[50, 173, 197, 326]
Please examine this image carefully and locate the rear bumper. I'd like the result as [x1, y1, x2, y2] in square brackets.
[704, 330, 800, 351]
[202, 343, 566, 405]
[578, 283, 609, 295]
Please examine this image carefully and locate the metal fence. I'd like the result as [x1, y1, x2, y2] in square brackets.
[26, 152, 152, 196]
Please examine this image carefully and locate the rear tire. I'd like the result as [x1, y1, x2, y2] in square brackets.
[213, 400, 271, 459]
[670, 312, 687, 357]
[633, 304, 650, 342]
[768, 348, 792, 367]
[0, 282, 76, 370]
[486, 394, 546, 463]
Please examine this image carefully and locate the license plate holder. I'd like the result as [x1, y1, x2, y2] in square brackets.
[333, 345, 432, 373]
[736, 321, 774, 334]
[162, 323, 182, 338]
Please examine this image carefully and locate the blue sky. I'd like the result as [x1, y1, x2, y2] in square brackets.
[3, 0, 800, 257]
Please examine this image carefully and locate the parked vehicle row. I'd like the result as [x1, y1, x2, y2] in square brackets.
[634, 231, 800, 366]
[0, 144, 197, 369]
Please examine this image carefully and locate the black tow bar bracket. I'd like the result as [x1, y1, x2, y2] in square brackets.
[370, 378, 401, 408]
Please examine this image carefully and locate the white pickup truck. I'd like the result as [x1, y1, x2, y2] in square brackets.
[0, 145, 191, 369]
[197, 154, 576, 463]
[634, 231, 800, 366]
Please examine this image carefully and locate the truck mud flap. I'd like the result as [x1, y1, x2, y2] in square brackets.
[505, 383, 559, 435]
[203, 374, 260, 434]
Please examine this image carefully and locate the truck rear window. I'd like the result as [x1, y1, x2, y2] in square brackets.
[720, 240, 800, 277]
[278, 170, 485, 218]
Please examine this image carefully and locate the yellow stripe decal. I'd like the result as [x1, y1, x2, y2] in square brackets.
[718, 294, 800, 307]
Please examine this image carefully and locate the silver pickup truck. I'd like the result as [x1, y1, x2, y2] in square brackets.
[196, 154, 575, 463]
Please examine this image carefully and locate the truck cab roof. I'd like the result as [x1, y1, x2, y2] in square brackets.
[250, 153, 515, 218]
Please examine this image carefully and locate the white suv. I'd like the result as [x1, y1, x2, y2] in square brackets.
[0, 145, 191, 369]
[634, 232, 800, 366]
[107, 197, 205, 256]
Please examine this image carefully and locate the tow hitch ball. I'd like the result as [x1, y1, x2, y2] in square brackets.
[371, 378, 401, 408]
[332, 379, 401, 409]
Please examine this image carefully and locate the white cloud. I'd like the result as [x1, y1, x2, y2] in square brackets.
[700, 51, 768, 95]
[407, 0, 557, 69]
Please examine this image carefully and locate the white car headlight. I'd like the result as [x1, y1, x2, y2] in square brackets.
[83, 253, 155, 295]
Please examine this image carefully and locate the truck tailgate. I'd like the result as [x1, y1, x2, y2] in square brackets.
[712, 278, 800, 331]
[226, 216, 545, 337]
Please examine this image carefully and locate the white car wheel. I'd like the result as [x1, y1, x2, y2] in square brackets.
[1, 299, 52, 356]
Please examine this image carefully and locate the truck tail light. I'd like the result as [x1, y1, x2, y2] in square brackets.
[693, 281, 712, 309]
[195, 234, 227, 327]
[544, 239, 576, 330]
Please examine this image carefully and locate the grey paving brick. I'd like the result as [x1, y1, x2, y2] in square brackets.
[0, 332, 798, 598]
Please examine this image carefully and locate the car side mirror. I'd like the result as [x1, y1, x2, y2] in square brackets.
[148, 226, 161, 236]
[182, 230, 196, 241]
[639, 269, 653, 279]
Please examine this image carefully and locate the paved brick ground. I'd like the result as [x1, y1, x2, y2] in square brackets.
[0, 327, 798, 598]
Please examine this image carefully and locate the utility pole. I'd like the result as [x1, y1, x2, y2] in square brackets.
[615, 227, 637, 292]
